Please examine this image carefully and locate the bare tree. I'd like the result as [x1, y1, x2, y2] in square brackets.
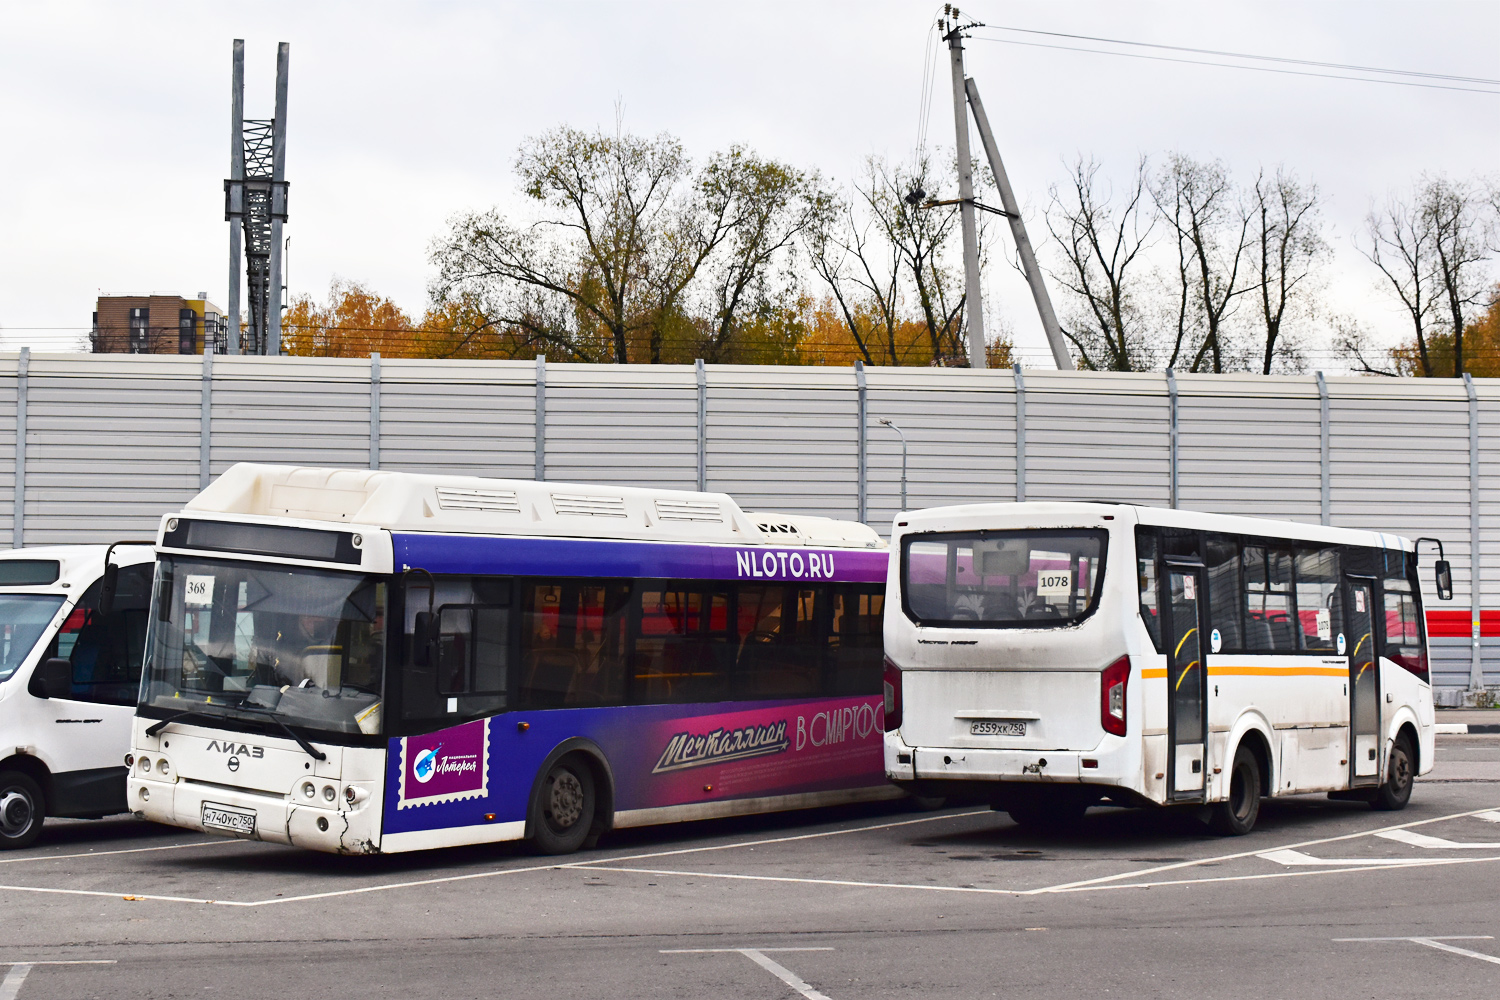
[1045, 156, 1156, 371]
[1360, 186, 1444, 377]
[1249, 167, 1326, 374]
[1154, 155, 1253, 373]
[1425, 176, 1490, 376]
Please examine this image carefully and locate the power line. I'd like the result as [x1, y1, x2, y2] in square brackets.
[982, 24, 1500, 86]
[971, 31, 1500, 96]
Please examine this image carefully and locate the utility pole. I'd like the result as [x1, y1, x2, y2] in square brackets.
[224, 40, 290, 356]
[965, 80, 1073, 370]
[935, 7, 1073, 370]
[943, 15, 987, 369]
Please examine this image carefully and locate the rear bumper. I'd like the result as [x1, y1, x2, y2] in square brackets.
[885, 730, 1150, 801]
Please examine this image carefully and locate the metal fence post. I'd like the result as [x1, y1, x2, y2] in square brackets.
[369, 352, 381, 471]
[1166, 368, 1179, 509]
[695, 359, 707, 492]
[1464, 373, 1483, 695]
[200, 349, 214, 489]
[855, 360, 867, 523]
[13, 348, 27, 548]
[1316, 371, 1330, 526]
[534, 355, 546, 482]
[1013, 362, 1026, 502]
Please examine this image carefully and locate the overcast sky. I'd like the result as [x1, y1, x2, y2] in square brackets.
[1, 0, 1496, 366]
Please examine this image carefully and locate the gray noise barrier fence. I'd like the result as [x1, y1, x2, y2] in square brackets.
[2, 350, 1495, 696]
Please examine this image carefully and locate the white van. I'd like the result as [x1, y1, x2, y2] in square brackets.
[0, 545, 155, 848]
[883, 503, 1439, 835]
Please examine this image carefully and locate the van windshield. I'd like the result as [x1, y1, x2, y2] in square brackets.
[0, 595, 66, 682]
[142, 556, 386, 736]
[902, 530, 1107, 627]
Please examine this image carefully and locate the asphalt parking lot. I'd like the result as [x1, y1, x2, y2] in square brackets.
[3, 734, 1498, 1000]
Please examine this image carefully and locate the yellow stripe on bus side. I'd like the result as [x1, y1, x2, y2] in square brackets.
[1140, 666, 1348, 679]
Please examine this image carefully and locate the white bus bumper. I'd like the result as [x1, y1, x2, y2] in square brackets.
[884, 731, 1147, 799]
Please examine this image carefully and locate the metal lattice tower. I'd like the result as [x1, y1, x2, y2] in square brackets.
[224, 40, 289, 356]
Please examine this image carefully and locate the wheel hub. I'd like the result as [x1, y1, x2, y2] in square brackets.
[0, 790, 34, 837]
[548, 771, 584, 830]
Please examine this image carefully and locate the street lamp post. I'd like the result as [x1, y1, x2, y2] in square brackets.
[878, 418, 908, 513]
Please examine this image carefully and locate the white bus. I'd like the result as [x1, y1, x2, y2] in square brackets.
[882, 502, 1443, 835]
[128, 465, 894, 855]
[0, 544, 155, 848]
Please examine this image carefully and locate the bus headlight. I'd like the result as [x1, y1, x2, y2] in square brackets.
[322, 785, 336, 803]
[302, 781, 317, 799]
[157, 758, 170, 775]
[138, 757, 153, 773]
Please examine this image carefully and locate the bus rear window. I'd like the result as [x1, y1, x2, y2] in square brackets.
[902, 530, 1107, 627]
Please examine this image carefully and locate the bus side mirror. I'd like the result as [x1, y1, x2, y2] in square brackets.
[98, 562, 120, 616]
[413, 612, 437, 667]
[27, 657, 72, 700]
[1435, 560, 1453, 601]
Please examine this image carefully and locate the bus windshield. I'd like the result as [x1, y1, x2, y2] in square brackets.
[142, 556, 386, 736]
[902, 530, 1107, 627]
[0, 594, 66, 682]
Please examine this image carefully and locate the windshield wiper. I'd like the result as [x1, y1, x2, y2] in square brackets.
[145, 707, 226, 738]
[234, 706, 329, 761]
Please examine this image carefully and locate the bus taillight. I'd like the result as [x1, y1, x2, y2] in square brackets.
[883, 657, 903, 733]
[1101, 655, 1130, 737]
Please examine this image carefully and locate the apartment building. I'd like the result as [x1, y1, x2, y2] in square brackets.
[92, 293, 230, 354]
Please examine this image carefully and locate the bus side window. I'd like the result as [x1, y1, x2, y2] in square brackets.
[1294, 548, 1343, 653]
[1204, 535, 1242, 652]
[1381, 554, 1428, 679]
[734, 585, 822, 699]
[826, 585, 884, 696]
[629, 584, 732, 705]
[519, 581, 630, 708]
[47, 563, 153, 706]
[1244, 543, 1297, 652]
[402, 576, 509, 724]
[1136, 529, 1162, 652]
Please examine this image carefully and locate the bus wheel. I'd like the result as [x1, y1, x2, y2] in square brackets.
[529, 757, 595, 855]
[1371, 734, 1415, 812]
[0, 771, 44, 850]
[1208, 744, 1261, 836]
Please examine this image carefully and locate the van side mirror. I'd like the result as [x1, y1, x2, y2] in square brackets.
[27, 657, 73, 700]
[98, 562, 120, 616]
[1435, 560, 1453, 601]
[413, 611, 437, 667]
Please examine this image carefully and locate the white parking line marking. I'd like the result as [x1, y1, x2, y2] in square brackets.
[0, 840, 236, 866]
[1378, 829, 1500, 849]
[1474, 811, 1500, 823]
[1259, 849, 1435, 866]
[600, 865, 1024, 895]
[662, 948, 835, 1000]
[1336, 936, 1500, 967]
[0, 960, 115, 1000]
[0, 964, 30, 1000]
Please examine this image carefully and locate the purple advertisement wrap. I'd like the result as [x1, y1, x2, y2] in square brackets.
[382, 696, 887, 838]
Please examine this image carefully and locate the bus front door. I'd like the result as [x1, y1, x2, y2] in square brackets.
[1345, 577, 1380, 785]
[1164, 564, 1208, 801]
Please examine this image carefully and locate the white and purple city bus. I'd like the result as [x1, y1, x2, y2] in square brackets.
[128, 465, 892, 854]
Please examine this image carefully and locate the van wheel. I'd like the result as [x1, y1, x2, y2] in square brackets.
[1371, 734, 1415, 811]
[0, 771, 44, 850]
[529, 756, 595, 855]
[1208, 744, 1261, 836]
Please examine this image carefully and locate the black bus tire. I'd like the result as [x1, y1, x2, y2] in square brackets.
[0, 771, 45, 850]
[1371, 733, 1415, 812]
[1207, 743, 1262, 836]
[529, 756, 596, 856]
